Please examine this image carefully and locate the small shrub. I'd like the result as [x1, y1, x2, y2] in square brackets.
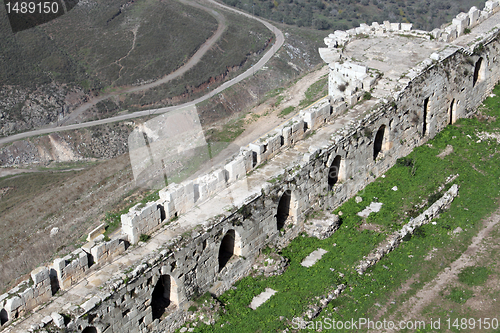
[427, 192, 442, 206]
[139, 234, 150, 242]
[188, 305, 198, 312]
[463, 28, 471, 34]
[363, 91, 372, 100]
[396, 157, 415, 167]
[262, 246, 274, 255]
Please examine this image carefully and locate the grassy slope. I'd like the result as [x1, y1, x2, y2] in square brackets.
[0, 0, 218, 90]
[118, 8, 273, 111]
[176, 85, 500, 332]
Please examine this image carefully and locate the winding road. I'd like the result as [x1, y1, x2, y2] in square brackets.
[0, 0, 284, 146]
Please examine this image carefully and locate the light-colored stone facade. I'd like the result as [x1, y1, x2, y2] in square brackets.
[2, 3, 500, 332]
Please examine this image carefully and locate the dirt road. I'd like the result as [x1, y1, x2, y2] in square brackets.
[0, 0, 285, 146]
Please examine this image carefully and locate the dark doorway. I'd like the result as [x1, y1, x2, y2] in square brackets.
[151, 275, 173, 320]
[82, 327, 98, 333]
[219, 230, 236, 272]
[473, 57, 484, 87]
[0, 309, 7, 325]
[328, 155, 342, 190]
[276, 190, 292, 230]
[423, 97, 429, 136]
[449, 99, 456, 125]
[373, 125, 386, 160]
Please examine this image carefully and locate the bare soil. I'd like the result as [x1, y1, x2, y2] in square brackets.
[0, 154, 137, 292]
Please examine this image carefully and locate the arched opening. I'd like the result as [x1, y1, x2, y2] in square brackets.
[218, 230, 241, 272]
[277, 190, 295, 230]
[252, 151, 258, 168]
[373, 125, 386, 160]
[151, 275, 178, 320]
[449, 99, 456, 124]
[328, 155, 342, 190]
[0, 308, 8, 325]
[82, 327, 98, 333]
[422, 97, 429, 136]
[473, 57, 484, 87]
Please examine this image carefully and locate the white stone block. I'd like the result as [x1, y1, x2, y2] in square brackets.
[401, 23, 412, 31]
[390, 23, 401, 31]
[485, 0, 498, 11]
[5, 296, 23, 312]
[87, 223, 106, 242]
[51, 312, 65, 328]
[430, 53, 440, 61]
[469, 7, 480, 25]
[31, 267, 49, 285]
[224, 157, 246, 183]
[80, 296, 100, 313]
[318, 48, 341, 64]
[158, 188, 173, 201]
[41, 315, 53, 325]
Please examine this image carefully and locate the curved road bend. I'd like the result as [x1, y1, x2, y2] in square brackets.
[0, 0, 284, 146]
[58, 0, 227, 126]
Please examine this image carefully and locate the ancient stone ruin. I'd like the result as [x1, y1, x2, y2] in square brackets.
[2, 2, 500, 332]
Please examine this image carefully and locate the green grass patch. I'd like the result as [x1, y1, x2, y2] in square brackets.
[458, 266, 491, 286]
[444, 287, 474, 304]
[298, 75, 328, 109]
[279, 106, 295, 117]
[205, 119, 245, 143]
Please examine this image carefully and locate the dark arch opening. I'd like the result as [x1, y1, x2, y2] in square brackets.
[82, 327, 98, 333]
[449, 99, 456, 125]
[373, 125, 386, 160]
[473, 57, 483, 87]
[252, 151, 258, 168]
[0, 308, 8, 325]
[218, 230, 236, 272]
[151, 275, 173, 320]
[276, 190, 292, 230]
[422, 97, 429, 136]
[328, 155, 342, 190]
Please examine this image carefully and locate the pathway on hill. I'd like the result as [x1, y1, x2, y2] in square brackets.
[0, 0, 285, 146]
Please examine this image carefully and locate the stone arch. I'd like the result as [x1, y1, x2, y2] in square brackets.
[328, 155, 343, 189]
[0, 308, 7, 326]
[449, 98, 456, 124]
[473, 57, 485, 87]
[218, 229, 242, 272]
[151, 274, 179, 320]
[373, 125, 386, 160]
[82, 327, 98, 333]
[276, 190, 297, 230]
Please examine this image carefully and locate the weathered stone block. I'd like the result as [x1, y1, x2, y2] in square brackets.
[5, 296, 23, 312]
[31, 267, 49, 285]
[51, 312, 65, 328]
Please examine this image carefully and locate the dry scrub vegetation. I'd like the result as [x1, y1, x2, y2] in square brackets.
[0, 154, 138, 292]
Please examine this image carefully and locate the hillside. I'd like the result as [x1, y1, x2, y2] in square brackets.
[0, 0, 222, 136]
[222, 0, 487, 31]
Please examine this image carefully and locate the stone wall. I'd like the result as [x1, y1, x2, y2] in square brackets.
[61, 24, 500, 332]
